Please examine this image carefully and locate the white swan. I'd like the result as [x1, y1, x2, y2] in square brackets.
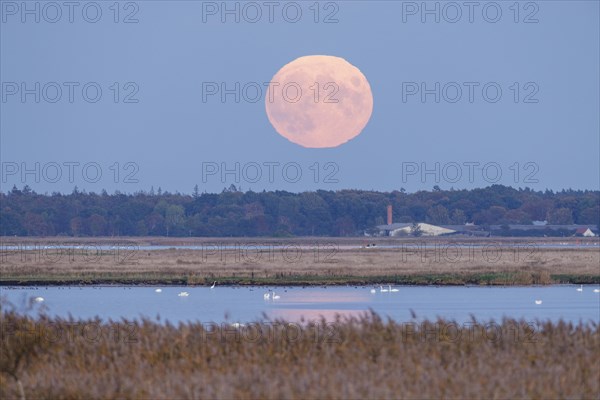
[370, 288, 376, 294]
[535, 300, 542, 305]
[272, 292, 281, 300]
[34, 297, 44, 302]
[263, 292, 270, 300]
[155, 288, 162, 293]
[380, 286, 388, 293]
[389, 285, 399, 292]
[210, 281, 216, 289]
[576, 285, 583, 292]
[178, 291, 189, 297]
[593, 289, 600, 293]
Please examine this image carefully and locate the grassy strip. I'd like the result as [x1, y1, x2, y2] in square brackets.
[1, 272, 598, 286]
[549, 274, 600, 284]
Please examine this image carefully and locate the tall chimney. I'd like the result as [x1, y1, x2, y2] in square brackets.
[387, 205, 393, 225]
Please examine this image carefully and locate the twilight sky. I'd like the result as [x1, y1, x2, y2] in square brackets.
[1, 1, 599, 194]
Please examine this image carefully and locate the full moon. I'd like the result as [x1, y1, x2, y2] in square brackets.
[265, 55, 373, 148]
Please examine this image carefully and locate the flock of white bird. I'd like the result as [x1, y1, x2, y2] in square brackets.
[370, 285, 400, 293]
[263, 290, 281, 300]
[164, 281, 285, 300]
[167, 281, 217, 297]
[30, 283, 600, 304]
[533, 285, 599, 305]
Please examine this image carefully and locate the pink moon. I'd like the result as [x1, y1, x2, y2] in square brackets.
[265, 55, 374, 148]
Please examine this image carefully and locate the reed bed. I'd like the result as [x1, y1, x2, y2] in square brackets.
[1, 299, 599, 399]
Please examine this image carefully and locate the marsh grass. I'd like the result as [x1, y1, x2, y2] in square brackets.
[1, 237, 599, 285]
[1, 299, 599, 399]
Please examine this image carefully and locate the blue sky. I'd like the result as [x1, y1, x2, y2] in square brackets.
[1, 1, 599, 194]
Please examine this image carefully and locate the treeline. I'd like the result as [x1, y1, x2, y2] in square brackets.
[1, 184, 598, 237]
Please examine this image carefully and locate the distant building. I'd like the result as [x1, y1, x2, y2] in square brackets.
[575, 227, 596, 237]
[489, 224, 598, 233]
[375, 223, 411, 236]
[372, 206, 598, 237]
[373, 222, 599, 237]
[376, 223, 456, 237]
[440, 224, 490, 237]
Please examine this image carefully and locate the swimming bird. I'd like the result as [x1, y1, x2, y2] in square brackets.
[210, 281, 216, 289]
[380, 286, 388, 293]
[263, 292, 270, 300]
[594, 289, 600, 293]
[272, 292, 281, 300]
[34, 297, 44, 302]
[389, 285, 399, 292]
[155, 288, 162, 293]
[576, 285, 583, 292]
[178, 291, 189, 297]
[370, 288, 376, 294]
[535, 300, 542, 305]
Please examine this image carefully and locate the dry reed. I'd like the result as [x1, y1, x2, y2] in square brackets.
[1, 299, 598, 399]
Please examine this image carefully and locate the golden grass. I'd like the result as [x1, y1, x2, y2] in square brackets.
[1, 299, 599, 399]
[1, 237, 599, 285]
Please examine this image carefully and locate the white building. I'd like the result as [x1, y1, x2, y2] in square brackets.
[376, 222, 456, 237]
[575, 227, 596, 237]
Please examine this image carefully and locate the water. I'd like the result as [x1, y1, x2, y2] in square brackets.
[2, 285, 599, 325]
[3, 242, 598, 251]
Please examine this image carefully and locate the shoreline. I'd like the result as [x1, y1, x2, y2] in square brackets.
[1, 273, 598, 287]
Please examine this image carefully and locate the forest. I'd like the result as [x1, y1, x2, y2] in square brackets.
[1, 184, 598, 237]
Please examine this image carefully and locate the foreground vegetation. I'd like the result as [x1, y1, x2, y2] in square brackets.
[1, 300, 598, 399]
[1, 238, 599, 285]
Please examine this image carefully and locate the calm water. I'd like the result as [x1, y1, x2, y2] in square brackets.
[3, 243, 598, 251]
[2, 285, 599, 324]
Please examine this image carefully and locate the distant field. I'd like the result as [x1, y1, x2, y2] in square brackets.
[1, 237, 598, 285]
